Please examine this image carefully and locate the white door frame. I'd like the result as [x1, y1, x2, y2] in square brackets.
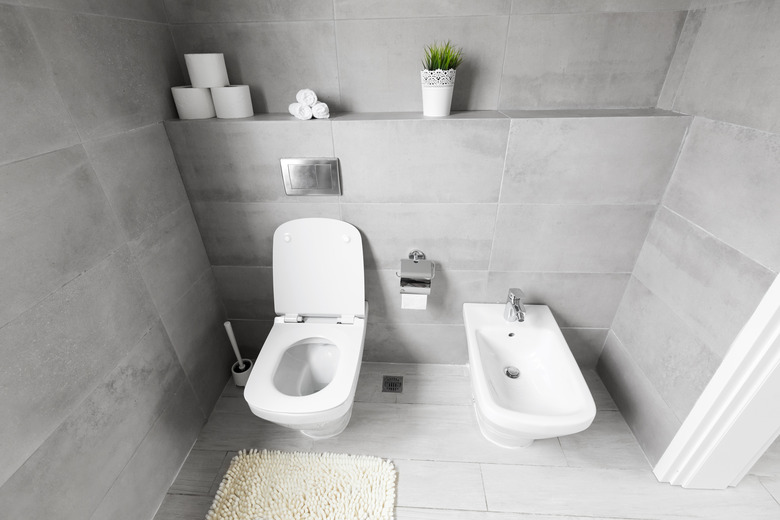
[654, 274, 780, 489]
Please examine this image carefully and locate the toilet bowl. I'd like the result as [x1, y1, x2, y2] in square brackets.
[243, 218, 367, 439]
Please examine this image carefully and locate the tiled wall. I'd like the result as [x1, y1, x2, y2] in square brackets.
[599, 0, 780, 465]
[166, 110, 690, 366]
[0, 2, 231, 519]
[166, 0, 688, 113]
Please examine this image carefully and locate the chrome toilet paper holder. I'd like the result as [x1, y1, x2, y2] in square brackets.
[397, 250, 435, 295]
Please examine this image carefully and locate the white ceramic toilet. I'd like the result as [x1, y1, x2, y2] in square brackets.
[243, 218, 367, 439]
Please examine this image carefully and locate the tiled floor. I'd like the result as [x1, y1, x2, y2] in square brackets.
[154, 363, 780, 520]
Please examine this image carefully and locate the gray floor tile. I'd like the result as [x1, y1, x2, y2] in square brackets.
[395, 459, 486, 511]
[169, 449, 229, 495]
[153, 494, 213, 520]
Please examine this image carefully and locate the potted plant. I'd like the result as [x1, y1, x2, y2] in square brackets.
[421, 41, 463, 117]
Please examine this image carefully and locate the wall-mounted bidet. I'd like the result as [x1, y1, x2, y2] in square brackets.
[463, 301, 596, 448]
[244, 218, 367, 439]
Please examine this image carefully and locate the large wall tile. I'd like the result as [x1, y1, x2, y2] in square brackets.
[335, 17, 508, 112]
[561, 328, 608, 368]
[499, 11, 684, 109]
[491, 204, 656, 272]
[485, 272, 629, 328]
[673, 0, 780, 133]
[656, 9, 704, 110]
[511, 0, 692, 13]
[170, 22, 339, 113]
[341, 203, 496, 270]
[334, 118, 509, 203]
[597, 331, 681, 465]
[165, 0, 333, 23]
[0, 321, 180, 516]
[501, 116, 689, 203]
[191, 202, 340, 266]
[165, 119, 335, 203]
[227, 319, 273, 356]
[634, 207, 775, 358]
[27, 9, 181, 140]
[129, 204, 212, 315]
[213, 266, 275, 320]
[0, 5, 78, 165]
[0, 146, 124, 328]
[0, 248, 157, 485]
[335, 0, 510, 18]
[612, 277, 721, 421]
[85, 124, 189, 240]
[19, 0, 167, 22]
[364, 322, 467, 364]
[664, 118, 780, 272]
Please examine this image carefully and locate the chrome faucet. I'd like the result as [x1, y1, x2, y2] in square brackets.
[504, 288, 526, 322]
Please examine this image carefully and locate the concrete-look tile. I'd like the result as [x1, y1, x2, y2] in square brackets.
[359, 362, 471, 406]
[194, 409, 313, 453]
[0, 321, 183, 519]
[481, 464, 780, 519]
[396, 369, 472, 406]
[225, 319, 272, 357]
[85, 124, 189, 240]
[20, 0, 167, 21]
[355, 363, 399, 404]
[561, 328, 608, 368]
[559, 410, 649, 470]
[511, 0, 692, 14]
[597, 331, 681, 466]
[130, 204, 212, 315]
[335, 118, 508, 203]
[751, 438, 780, 478]
[396, 509, 614, 520]
[89, 380, 205, 520]
[582, 369, 618, 411]
[335, 16, 508, 112]
[162, 271, 232, 417]
[657, 9, 705, 110]
[485, 272, 629, 328]
[0, 5, 78, 166]
[335, 0, 510, 18]
[634, 207, 775, 358]
[341, 203, 496, 270]
[664, 118, 780, 272]
[153, 494, 213, 520]
[612, 278, 721, 422]
[0, 247, 156, 485]
[761, 477, 780, 505]
[364, 322, 468, 364]
[191, 202, 340, 266]
[499, 11, 684, 109]
[673, 0, 780, 134]
[395, 459, 486, 511]
[165, 0, 333, 23]
[367, 269, 488, 325]
[208, 450, 241, 496]
[165, 119, 336, 203]
[27, 9, 181, 140]
[0, 146, 124, 328]
[490, 204, 655, 273]
[312, 402, 568, 466]
[213, 266, 274, 320]
[169, 449, 230, 495]
[170, 22, 339, 113]
[501, 116, 689, 204]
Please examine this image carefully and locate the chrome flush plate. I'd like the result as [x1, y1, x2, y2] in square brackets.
[280, 158, 341, 195]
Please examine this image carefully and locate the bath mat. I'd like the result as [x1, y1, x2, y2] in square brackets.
[206, 449, 396, 520]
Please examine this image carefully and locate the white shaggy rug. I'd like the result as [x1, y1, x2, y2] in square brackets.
[206, 450, 397, 520]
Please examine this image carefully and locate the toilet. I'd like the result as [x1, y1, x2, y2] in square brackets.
[243, 218, 367, 439]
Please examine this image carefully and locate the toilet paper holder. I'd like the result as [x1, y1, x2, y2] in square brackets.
[398, 250, 435, 295]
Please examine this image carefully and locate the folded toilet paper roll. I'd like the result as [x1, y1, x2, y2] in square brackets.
[401, 293, 427, 310]
[171, 86, 216, 119]
[211, 85, 254, 118]
[184, 53, 229, 88]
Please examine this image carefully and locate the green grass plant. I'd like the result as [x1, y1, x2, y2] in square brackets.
[422, 41, 464, 71]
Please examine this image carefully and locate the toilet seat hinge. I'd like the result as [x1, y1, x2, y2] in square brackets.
[283, 313, 303, 323]
[338, 315, 355, 325]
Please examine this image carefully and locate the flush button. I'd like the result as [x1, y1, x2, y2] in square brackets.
[280, 158, 341, 196]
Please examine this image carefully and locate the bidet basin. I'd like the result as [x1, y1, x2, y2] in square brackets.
[463, 303, 596, 448]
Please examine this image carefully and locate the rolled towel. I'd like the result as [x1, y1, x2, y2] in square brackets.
[296, 88, 318, 107]
[288, 102, 312, 120]
[311, 102, 330, 119]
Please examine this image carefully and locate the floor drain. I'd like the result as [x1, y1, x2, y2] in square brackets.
[382, 375, 403, 393]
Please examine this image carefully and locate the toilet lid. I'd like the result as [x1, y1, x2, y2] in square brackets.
[273, 218, 365, 317]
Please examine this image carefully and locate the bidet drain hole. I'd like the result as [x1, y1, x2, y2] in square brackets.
[382, 375, 403, 393]
[504, 366, 520, 379]
[508, 333, 515, 337]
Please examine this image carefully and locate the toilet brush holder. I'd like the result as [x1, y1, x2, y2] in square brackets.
[231, 359, 253, 387]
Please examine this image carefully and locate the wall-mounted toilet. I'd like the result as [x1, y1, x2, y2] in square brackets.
[243, 218, 367, 439]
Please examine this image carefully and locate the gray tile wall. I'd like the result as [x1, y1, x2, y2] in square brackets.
[0, 2, 229, 518]
[166, 110, 689, 366]
[599, 0, 780, 466]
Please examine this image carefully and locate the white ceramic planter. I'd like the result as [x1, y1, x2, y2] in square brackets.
[421, 69, 456, 117]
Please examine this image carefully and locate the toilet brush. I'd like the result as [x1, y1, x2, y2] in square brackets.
[224, 321, 253, 386]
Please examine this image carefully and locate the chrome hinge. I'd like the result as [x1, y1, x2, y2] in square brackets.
[283, 314, 303, 323]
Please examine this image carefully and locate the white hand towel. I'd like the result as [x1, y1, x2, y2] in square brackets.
[311, 102, 330, 119]
[296, 88, 318, 107]
[288, 102, 312, 120]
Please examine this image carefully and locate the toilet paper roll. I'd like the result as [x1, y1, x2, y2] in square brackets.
[171, 86, 216, 119]
[184, 53, 229, 88]
[211, 85, 254, 118]
[401, 293, 428, 310]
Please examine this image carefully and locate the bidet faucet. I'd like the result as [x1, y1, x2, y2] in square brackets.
[504, 288, 526, 322]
